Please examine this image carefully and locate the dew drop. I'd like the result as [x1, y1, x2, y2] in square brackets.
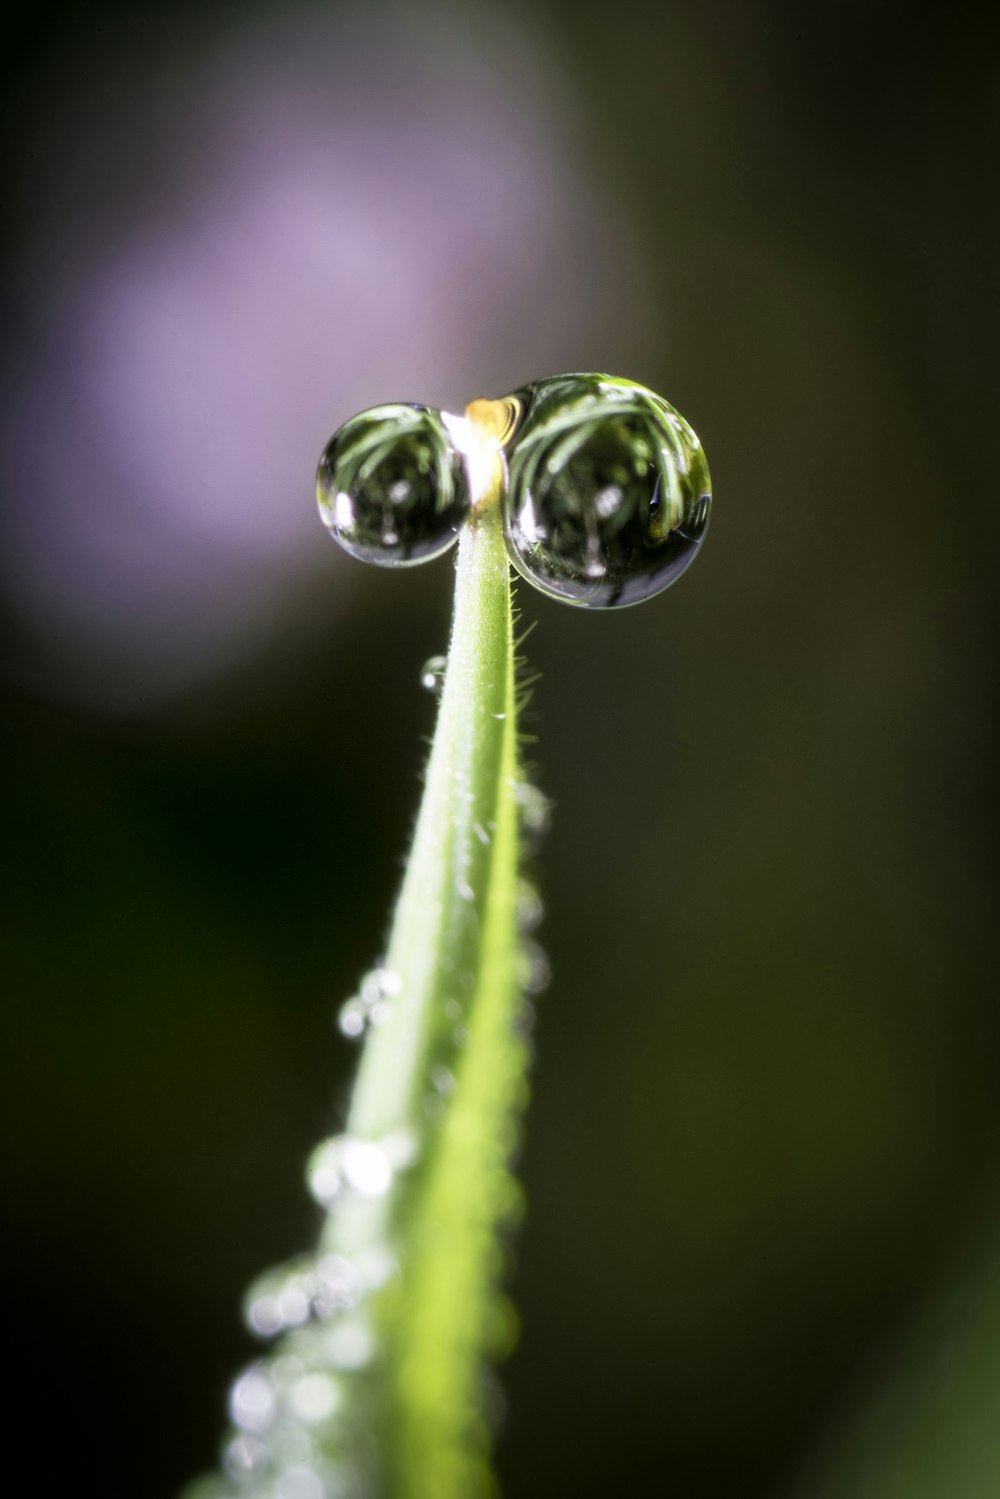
[288, 1373, 341, 1425]
[336, 999, 366, 1040]
[243, 1262, 314, 1338]
[317, 405, 470, 567]
[519, 940, 551, 995]
[355, 1244, 398, 1290]
[224, 1432, 269, 1481]
[515, 879, 544, 933]
[420, 654, 447, 693]
[431, 1064, 456, 1096]
[501, 374, 711, 607]
[513, 781, 552, 839]
[313, 1253, 362, 1313]
[230, 1366, 276, 1434]
[307, 1136, 393, 1206]
[276, 1465, 327, 1499]
[325, 1317, 376, 1370]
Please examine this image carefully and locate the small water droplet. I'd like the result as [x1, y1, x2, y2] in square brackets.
[288, 1373, 341, 1424]
[515, 880, 544, 933]
[276, 1464, 327, 1499]
[325, 1318, 376, 1370]
[337, 999, 366, 1040]
[355, 1244, 398, 1290]
[224, 1432, 269, 1480]
[519, 940, 551, 995]
[230, 1365, 276, 1434]
[307, 1136, 393, 1207]
[313, 1253, 361, 1313]
[338, 967, 402, 1040]
[420, 654, 447, 693]
[513, 781, 552, 838]
[243, 1261, 314, 1338]
[431, 1065, 456, 1096]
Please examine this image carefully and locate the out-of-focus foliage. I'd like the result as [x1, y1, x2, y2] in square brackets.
[1, 2, 996, 1497]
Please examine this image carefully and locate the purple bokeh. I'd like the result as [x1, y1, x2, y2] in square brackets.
[1, 4, 649, 706]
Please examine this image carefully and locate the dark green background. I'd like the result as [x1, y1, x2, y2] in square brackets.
[2, 2, 997, 1496]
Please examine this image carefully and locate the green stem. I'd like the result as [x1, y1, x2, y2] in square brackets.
[184, 480, 531, 1499]
[335, 485, 526, 1497]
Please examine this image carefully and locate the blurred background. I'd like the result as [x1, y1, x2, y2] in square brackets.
[2, 1, 998, 1495]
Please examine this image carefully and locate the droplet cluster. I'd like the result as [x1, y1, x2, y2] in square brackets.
[317, 374, 711, 607]
[182, 1123, 413, 1499]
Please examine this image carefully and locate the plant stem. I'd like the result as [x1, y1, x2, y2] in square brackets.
[185, 414, 530, 1499]
[335, 468, 526, 1496]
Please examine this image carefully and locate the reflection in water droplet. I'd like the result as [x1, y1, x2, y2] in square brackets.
[501, 373, 711, 607]
[420, 654, 447, 692]
[317, 404, 470, 568]
[230, 1365, 276, 1433]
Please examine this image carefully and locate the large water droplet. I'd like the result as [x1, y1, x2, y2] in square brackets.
[317, 405, 470, 567]
[420, 654, 447, 692]
[501, 374, 710, 607]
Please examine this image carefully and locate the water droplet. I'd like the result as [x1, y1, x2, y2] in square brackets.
[244, 1262, 315, 1338]
[325, 1317, 376, 1370]
[420, 654, 447, 692]
[337, 998, 366, 1040]
[317, 404, 470, 567]
[515, 880, 544, 933]
[361, 965, 402, 1002]
[307, 1136, 393, 1207]
[519, 940, 551, 995]
[501, 374, 710, 607]
[276, 1465, 327, 1499]
[513, 781, 552, 838]
[337, 967, 401, 1040]
[224, 1432, 270, 1480]
[313, 1254, 362, 1313]
[230, 1365, 276, 1433]
[431, 1064, 456, 1096]
[355, 1245, 398, 1290]
[288, 1373, 341, 1424]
